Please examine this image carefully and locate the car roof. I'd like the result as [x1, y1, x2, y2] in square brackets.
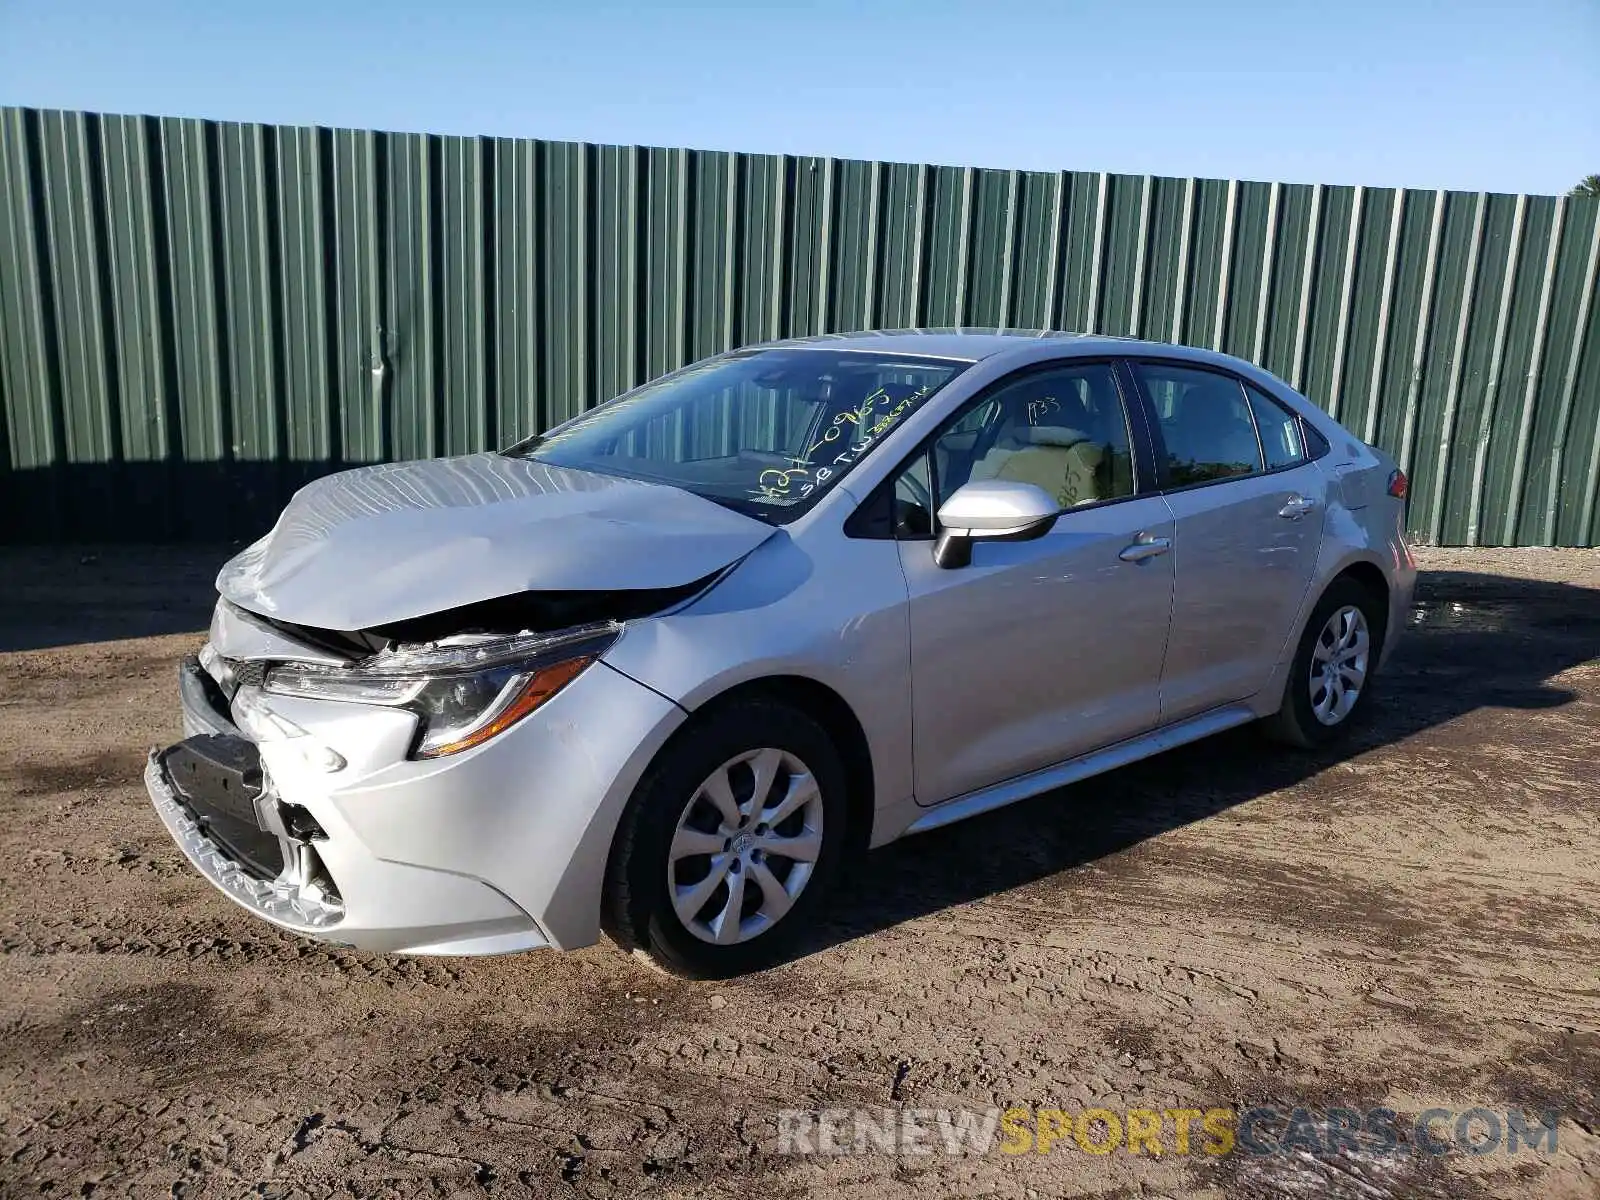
[756, 328, 1266, 376]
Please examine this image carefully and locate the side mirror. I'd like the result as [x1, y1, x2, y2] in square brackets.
[933, 480, 1060, 569]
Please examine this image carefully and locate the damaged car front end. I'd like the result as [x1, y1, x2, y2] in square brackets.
[142, 341, 984, 975]
[141, 426, 803, 956]
[148, 583, 706, 956]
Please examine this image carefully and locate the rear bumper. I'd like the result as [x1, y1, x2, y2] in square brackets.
[1382, 542, 1419, 669]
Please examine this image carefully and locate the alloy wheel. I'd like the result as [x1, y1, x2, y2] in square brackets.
[1309, 604, 1370, 726]
[667, 748, 824, 945]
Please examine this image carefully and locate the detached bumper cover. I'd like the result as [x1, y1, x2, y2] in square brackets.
[145, 750, 344, 930]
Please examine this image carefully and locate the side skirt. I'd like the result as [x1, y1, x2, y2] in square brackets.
[903, 704, 1258, 837]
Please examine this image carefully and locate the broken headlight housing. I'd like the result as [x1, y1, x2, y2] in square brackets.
[262, 623, 620, 759]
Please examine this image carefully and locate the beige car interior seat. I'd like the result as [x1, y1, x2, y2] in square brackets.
[968, 384, 1108, 508]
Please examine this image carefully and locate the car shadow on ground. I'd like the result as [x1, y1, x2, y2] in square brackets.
[802, 569, 1600, 958]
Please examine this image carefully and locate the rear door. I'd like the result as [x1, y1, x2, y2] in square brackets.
[1122, 360, 1327, 723]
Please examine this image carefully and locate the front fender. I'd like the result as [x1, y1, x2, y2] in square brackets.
[600, 530, 915, 823]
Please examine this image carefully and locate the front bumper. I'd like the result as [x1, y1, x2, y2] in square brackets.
[146, 749, 347, 931]
[149, 631, 685, 955]
[146, 727, 549, 955]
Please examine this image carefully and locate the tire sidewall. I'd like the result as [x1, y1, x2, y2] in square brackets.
[616, 700, 850, 978]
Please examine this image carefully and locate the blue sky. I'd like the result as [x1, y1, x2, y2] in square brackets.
[1, 0, 1594, 195]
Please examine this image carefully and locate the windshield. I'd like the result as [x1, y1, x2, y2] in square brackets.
[502, 349, 968, 523]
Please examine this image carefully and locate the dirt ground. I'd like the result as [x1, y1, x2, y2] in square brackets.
[1, 545, 1597, 1199]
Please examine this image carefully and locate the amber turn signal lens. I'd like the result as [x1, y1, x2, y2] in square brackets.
[416, 656, 594, 758]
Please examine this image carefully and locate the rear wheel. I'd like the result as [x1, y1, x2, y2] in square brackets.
[1265, 577, 1384, 748]
[603, 699, 848, 978]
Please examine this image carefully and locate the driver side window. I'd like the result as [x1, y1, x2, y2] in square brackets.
[888, 363, 1135, 538]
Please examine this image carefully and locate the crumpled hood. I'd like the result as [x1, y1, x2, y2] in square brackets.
[216, 453, 774, 631]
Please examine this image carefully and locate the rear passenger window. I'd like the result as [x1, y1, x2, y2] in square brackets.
[1246, 385, 1306, 470]
[1132, 363, 1265, 486]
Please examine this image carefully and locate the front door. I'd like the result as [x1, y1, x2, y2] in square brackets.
[891, 361, 1177, 807]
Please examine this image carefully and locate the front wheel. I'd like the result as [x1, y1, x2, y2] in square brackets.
[1264, 578, 1384, 749]
[603, 699, 849, 978]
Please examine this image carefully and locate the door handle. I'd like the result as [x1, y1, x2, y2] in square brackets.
[1278, 494, 1317, 520]
[1119, 535, 1171, 563]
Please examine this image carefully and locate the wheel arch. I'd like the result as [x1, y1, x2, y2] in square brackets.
[679, 675, 876, 859]
[1328, 558, 1392, 652]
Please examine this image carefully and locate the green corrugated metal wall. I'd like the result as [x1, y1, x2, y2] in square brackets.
[2, 105, 1598, 545]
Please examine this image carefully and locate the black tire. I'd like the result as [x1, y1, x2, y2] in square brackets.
[1264, 577, 1386, 749]
[602, 698, 850, 979]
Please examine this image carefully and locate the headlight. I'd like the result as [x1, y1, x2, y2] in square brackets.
[262, 623, 618, 759]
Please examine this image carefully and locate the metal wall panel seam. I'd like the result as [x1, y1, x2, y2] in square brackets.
[815, 155, 835, 334]
[955, 165, 974, 326]
[17, 110, 58, 484]
[1327, 184, 1365, 420]
[627, 145, 642, 387]
[1428, 191, 1488, 544]
[770, 155, 789, 339]
[1252, 180, 1281, 364]
[1170, 177, 1194, 343]
[173, 119, 224, 463]
[1000, 169, 1020, 330]
[1086, 171, 1108, 334]
[862, 160, 881, 330]
[136, 118, 172, 462]
[524, 140, 544, 433]
[1363, 190, 1407, 444]
[675, 145, 690, 365]
[56, 113, 113, 465]
[722, 154, 738, 350]
[1397, 189, 1446, 474]
[254, 126, 282, 460]
[1466, 193, 1527, 545]
[1502, 197, 1566, 544]
[1130, 174, 1152, 338]
[0, 110, 53, 473]
[909, 162, 928, 327]
[1045, 171, 1066, 330]
[1212, 177, 1238, 351]
[294, 126, 328, 464]
[411, 134, 434, 458]
[576, 142, 591, 410]
[1290, 182, 1324, 391]
[1553, 211, 1600, 545]
[361, 131, 383, 456]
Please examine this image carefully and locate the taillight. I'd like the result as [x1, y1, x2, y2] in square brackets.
[1387, 469, 1409, 500]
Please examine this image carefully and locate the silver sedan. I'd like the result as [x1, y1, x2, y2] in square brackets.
[146, 331, 1416, 977]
